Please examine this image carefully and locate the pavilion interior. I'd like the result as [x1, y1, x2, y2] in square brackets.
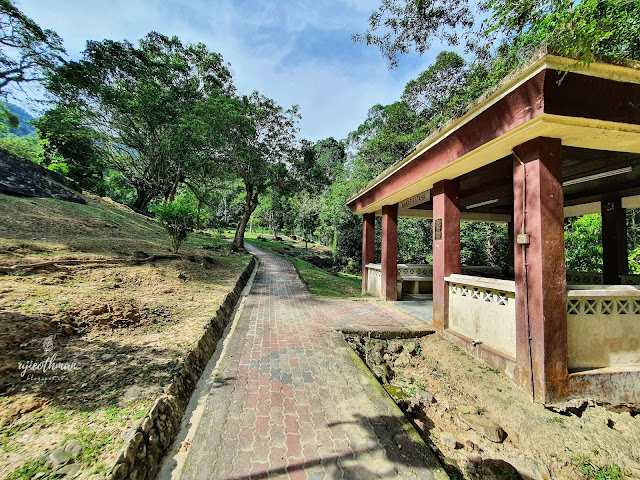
[388, 146, 640, 281]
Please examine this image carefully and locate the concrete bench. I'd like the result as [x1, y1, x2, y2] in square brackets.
[398, 265, 433, 295]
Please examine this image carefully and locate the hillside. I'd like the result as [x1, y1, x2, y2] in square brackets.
[0, 185, 252, 478]
[6, 102, 37, 137]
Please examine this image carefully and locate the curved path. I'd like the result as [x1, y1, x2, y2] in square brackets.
[179, 244, 446, 480]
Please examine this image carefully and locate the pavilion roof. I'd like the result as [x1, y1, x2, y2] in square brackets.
[347, 52, 640, 216]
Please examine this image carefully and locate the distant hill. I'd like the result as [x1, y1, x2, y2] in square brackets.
[6, 103, 37, 137]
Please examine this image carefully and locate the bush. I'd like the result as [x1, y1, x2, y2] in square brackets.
[153, 201, 199, 253]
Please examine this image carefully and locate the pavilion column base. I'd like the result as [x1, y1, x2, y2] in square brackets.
[513, 137, 569, 403]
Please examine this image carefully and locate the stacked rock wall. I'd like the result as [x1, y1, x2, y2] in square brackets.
[107, 256, 257, 480]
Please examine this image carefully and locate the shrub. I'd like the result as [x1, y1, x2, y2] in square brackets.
[153, 201, 199, 253]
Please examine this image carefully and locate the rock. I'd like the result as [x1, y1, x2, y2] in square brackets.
[394, 351, 411, 367]
[159, 429, 169, 449]
[63, 439, 83, 457]
[419, 390, 435, 405]
[0, 151, 85, 203]
[110, 462, 128, 480]
[141, 416, 154, 434]
[388, 342, 403, 354]
[545, 398, 588, 417]
[514, 456, 551, 480]
[440, 432, 458, 450]
[457, 404, 475, 415]
[477, 459, 522, 480]
[56, 463, 81, 477]
[370, 351, 383, 366]
[399, 397, 421, 413]
[136, 442, 147, 460]
[405, 341, 417, 355]
[383, 353, 392, 362]
[90, 304, 109, 316]
[101, 353, 114, 362]
[462, 457, 478, 475]
[458, 413, 506, 443]
[123, 431, 144, 463]
[380, 363, 393, 383]
[47, 447, 73, 467]
[148, 428, 159, 446]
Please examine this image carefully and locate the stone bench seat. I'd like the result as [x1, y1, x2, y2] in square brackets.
[398, 271, 433, 296]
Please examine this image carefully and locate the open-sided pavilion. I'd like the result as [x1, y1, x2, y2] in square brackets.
[347, 52, 640, 404]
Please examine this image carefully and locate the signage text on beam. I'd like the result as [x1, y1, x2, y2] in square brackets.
[399, 190, 430, 210]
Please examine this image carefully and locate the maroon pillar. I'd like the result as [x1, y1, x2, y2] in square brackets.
[432, 179, 460, 331]
[381, 204, 398, 301]
[513, 137, 568, 403]
[362, 213, 375, 293]
[601, 199, 628, 285]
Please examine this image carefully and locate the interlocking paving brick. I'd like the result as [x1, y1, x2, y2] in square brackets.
[180, 245, 446, 480]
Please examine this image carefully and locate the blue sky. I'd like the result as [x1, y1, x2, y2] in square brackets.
[16, 0, 443, 142]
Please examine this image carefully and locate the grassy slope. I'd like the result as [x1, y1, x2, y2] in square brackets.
[0, 193, 251, 479]
[242, 232, 362, 298]
[0, 193, 246, 261]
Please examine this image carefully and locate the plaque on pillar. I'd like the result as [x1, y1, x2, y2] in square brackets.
[434, 218, 442, 240]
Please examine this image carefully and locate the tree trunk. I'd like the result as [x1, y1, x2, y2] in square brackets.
[133, 188, 154, 212]
[233, 184, 258, 252]
[269, 211, 276, 238]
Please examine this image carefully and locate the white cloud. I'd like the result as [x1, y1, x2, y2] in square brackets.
[16, 0, 428, 141]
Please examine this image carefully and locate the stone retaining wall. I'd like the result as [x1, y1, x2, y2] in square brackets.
[107, 255, 257, 480]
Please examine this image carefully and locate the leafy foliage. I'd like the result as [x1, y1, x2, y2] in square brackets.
[152, 200, 200, 253]
[564, 215, 603, 273]
[45, 32, 234, 211]
[352, 0, 475, 68]
[0, 0, 65, 95]
[355, 0, 640, 68]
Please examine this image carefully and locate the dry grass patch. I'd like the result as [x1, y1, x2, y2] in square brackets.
[0, 193, 251, 479]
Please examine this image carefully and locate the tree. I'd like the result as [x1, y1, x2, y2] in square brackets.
[313, 137, 346, 185]
[153, 199, 200, 253]
[564, 214, 603, 272]
[356, 0, 640, 68]
[45, 32, 234, 211]
[212, 92, 299, 252]
[402, 51, 466, 119]
[34, 104, 108, 193]
[0, 0, 65, 95]
[347, 101, 423, 177]
[352, 0, 475, 68]
[290, 191, 321, 249]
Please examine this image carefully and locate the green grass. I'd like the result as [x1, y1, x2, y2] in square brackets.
[572, 455, 625, 480]
[4, 458, 52, 480]
[244, 234, 362, 298]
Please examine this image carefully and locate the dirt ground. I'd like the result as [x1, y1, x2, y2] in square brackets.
[346, 334, 640, 480]
[0, 193, 251, 479]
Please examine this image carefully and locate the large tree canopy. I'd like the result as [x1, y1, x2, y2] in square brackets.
[44, 32, 233, 211]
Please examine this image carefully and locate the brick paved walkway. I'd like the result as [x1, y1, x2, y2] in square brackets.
[180, 245, 446, 480]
